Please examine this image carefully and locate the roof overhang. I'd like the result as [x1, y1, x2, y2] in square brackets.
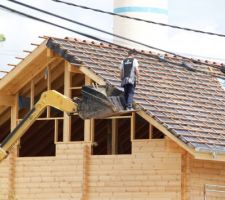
[137, 110, 225, 162]
[0, 40, 62, 95]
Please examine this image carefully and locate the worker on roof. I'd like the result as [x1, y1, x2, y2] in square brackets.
[120, 49, 139, 110]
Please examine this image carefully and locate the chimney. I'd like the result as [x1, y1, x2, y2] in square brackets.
[113, 0, 168, 50]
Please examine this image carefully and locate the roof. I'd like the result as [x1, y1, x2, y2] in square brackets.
[46, 37, 225, 156]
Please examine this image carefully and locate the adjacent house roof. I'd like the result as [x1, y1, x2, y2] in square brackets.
[46, 37, 225, 157]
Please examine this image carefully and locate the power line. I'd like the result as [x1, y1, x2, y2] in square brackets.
[50, 0, 225, 38]
[0, 4, 224, 80]
[4, 1, 186, 57]
[5, 0, 224, 70]
[0, 4, 131, 52]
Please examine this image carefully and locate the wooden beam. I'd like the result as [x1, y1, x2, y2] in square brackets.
[47, 66, 51, 90]
[194, 152, 225, 162]
[0, 91, 13, 96]
[8, 93, 19, 198]
[0, 41, 47, 91]
[84, 75, 92, 142]
[149, 124, 153, 139]
[0, 95, 16, 106]
[79, 65, 105, 85]
[68, 65, 83, 74]
[131, 112, 135, 140]
[10, 93, 18, 130]
[90, 119, 95, 143]
[47, 48, 54, 59]
[106, 115, 131, 119]
[63, 61, 72, 142]
[47, 66, 51, 117]
[1, 50, 62, 95]
[0, 107, 10, 127]
[30, 80, 34, 109]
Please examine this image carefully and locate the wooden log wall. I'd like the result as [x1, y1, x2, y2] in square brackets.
[0, 138, 225, 199]
[187, 158, 225, 200]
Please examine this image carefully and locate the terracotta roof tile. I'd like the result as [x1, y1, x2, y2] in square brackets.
[46, 37, 225, 154]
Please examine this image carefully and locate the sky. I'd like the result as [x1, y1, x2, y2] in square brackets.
[0, 0, 225, 77]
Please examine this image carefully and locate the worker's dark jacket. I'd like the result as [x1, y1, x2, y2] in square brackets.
[121, 58, 136, 87]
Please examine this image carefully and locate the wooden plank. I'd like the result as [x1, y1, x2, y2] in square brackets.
[70, 86, 82, 90]
[149, 124, 153, 139]
[47, 66, 51, 117]
[10, 93, 18, 130]
[131, 112, 135, 140]
[106, 115, 132, 119]
[194, 152, 225, 162]
[47, 48, 54, 59]
[0, 107, 10, 126]
[0, 95, 16, 106]
[84, 120, 91, 142]
[30, 80, 34, 109]
[84, 75, 92, 142]
[0, 41, 47, 91]
[79, 66, 105, 85]
[2, 53, 62, 95]
[63, 61, 72, 142]
[68, 65, 83, 74]
[9, 93, 19, 198]
[181, 153, 190, 200]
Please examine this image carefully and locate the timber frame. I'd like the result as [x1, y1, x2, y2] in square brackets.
[0, 39, 225, 161]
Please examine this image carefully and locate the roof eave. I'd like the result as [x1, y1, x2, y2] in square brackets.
[137, 110, 225, 162]
[0, 40, 47, 94]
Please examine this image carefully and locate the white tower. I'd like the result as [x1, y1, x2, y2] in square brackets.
[113, 0, 168, 50]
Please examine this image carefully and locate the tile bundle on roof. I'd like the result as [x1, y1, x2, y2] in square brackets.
[47, 37, 225, 153]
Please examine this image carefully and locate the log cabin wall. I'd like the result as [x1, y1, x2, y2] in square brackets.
[0, 139, 182, 200]
[0, 42, 224, 200]
[186, 157, 225, 200]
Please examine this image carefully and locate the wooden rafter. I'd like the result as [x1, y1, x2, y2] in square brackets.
[0, 95, 16, 106]
[0, 41, 47, 92]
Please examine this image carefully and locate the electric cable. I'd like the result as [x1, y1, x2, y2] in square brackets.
[50, 0, 225, 38]
[0, 4, 225, 80]
[6, 0, 176, 55]
[4, 0, 224, 70]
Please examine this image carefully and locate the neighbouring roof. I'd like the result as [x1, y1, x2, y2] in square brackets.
[46, 37, 225, 154]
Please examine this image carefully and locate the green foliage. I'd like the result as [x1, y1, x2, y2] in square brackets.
[0, 34, 6, 42]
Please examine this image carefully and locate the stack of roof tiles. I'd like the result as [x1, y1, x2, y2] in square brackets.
[47, 37, 225, 153]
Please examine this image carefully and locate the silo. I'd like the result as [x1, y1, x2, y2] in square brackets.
[113, 0, 168, 50]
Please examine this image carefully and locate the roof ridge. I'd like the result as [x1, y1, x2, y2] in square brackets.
[43, 35, 225, 67]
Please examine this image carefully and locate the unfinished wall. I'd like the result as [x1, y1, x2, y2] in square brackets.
[88, 139, 182, 200]
[14, 143, 85, 200]
[0, 157, 10, 200]
[1, 138, 225, 200]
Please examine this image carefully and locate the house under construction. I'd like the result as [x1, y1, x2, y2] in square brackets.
[0, 37, 225, 200]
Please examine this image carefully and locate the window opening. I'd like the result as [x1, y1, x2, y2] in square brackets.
[71, 114, 84, 141]
[135, 114, 149, 139]
[92, 116, 132, 155]
[19, 120, 55, 157]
